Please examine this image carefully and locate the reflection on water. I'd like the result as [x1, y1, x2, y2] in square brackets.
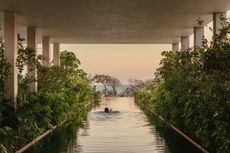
[27, 97, 202, 153]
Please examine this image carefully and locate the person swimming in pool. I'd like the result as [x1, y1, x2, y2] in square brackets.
[104, 107, 112, 113]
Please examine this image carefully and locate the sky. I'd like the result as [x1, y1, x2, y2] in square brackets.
[49, 11, 230, 84]
[60, 44, 171, 84]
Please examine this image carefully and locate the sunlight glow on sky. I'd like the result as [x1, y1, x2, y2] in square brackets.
[59, 10, 230, 84]
[60, 44, 171, 84]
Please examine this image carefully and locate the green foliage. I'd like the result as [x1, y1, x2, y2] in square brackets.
[60, 50, 80, 72]
[0, 40, 12, 98]
[0, 40, 14, 153]
[16, 34, 42, 103]
[0, 37, 100, 152]
[128, 79, 154, 96]
[135, 16, 230, 153]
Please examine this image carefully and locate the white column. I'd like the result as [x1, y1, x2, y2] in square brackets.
[194, 27, 204, 47]
[213, 12, 226, 35]
[172, 42, 179, 52]
[4, 11, 18, 108]
[27, 26, 37, 93]
[53, 43, 60, 65]
[181, 36, 190, 50]
[42, 36, 50, 66]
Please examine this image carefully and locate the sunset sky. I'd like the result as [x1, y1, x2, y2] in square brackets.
[59, 18, 230, 84]
[60, 44, 171, 84]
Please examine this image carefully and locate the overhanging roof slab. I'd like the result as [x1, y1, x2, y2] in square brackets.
[0, 0, 230, 44]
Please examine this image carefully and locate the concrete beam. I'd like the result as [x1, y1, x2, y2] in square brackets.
[181, 36, 190, 50]
[53, 43, 60, 66]
[27, 26, 37, 93]
[172, 42, 179, 52]
[213, 12, 226, 35]
[42, 36, 50, 66]
[4, 11, 18, 108]
[194, 27, 204, 47]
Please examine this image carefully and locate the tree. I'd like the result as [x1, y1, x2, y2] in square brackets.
[92, 74, 110, 96]
[16, 34, 42, 99]
[128, 79, 145, 92]
[128, 79, 153, 96]
[92, 74, 121, 96]
[107, 77, 121, 96]
[60, 50, 81, 72]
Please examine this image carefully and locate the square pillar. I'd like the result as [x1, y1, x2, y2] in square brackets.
[172, 42, 179, 52]
[53, 43, 60, 66]
[194, 27, 204, 47]
[27, 26, 36, 49]
[213, 12, 226, 36]
[4, 11, 18, 108]
[181, 36, 190, 50]
[27, 26, 37, 93]
[42, 36, 50, 66]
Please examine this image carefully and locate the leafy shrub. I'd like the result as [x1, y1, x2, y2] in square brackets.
[135, 17, 230, 153]
[0, 37, 100, 152]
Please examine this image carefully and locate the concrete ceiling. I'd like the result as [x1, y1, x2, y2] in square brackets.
[0, 0, 230, 44]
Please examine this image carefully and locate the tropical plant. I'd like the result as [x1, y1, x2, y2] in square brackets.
[134, 16, 230, 153]
[0, 35, 100, 152]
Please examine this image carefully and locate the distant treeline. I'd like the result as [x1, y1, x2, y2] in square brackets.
[92, 74, 153, 97]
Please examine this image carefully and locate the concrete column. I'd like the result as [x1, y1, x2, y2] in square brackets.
[27, 26, 37, 93]
[181, 36, 190, 50]
[172, 42, 179, 52]
[194, 27, 204, 47]
[42, 36, 50, 66]
[27, 26, 36, 49]
[4, 12, 18, 108]
[53, 43, 60, 65]
[213, 12, 226, 35]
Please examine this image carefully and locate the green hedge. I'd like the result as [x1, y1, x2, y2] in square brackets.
[135, 18, 230, 153]
[0, 47, 100, 152]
